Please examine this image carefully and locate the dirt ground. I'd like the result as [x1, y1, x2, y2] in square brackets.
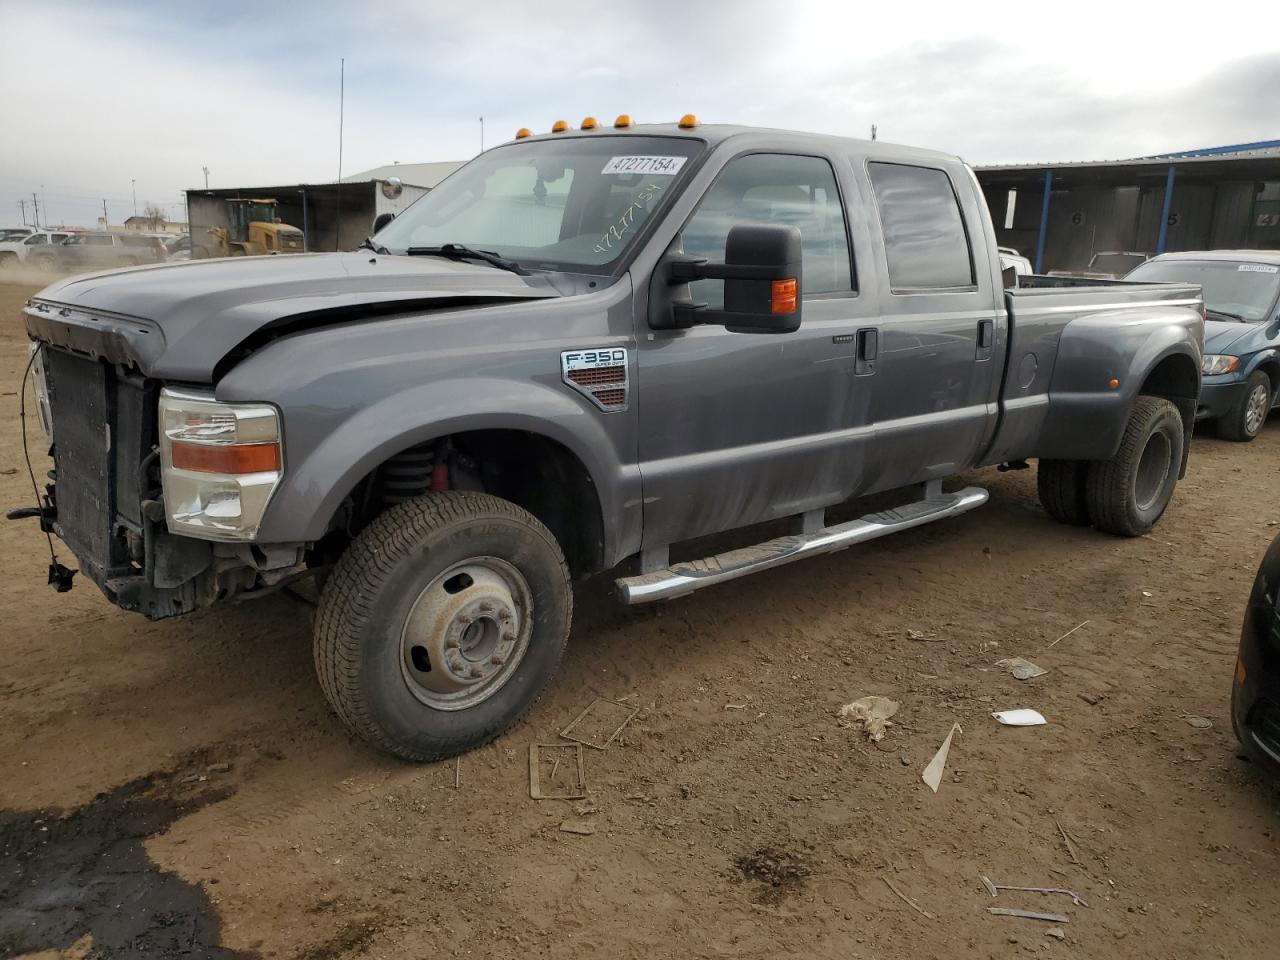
[1, 277, 1277, 960]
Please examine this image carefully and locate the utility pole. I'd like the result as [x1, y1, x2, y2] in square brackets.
[870, 124, 878, 141]
[31, 192, 40, 228]
[18, 199, 27, 226]
[102, 199, 109, 229]
[131, 179, 137, 217]
[202, 166, 210, 189]
[479, 116, 485, 153]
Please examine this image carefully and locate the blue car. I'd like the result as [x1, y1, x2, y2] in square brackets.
[1126, 251, 1280, 441]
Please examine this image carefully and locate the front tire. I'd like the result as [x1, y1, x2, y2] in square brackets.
[1086, 396, 1184, 537]
[1217, 370, 1271, 442]
[314, 491, 572, 761]
[1037, 459, 1092, 526]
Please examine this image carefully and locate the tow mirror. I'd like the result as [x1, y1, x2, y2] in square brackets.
[658, 223, 803, 334]
[372, 212, 396, 233]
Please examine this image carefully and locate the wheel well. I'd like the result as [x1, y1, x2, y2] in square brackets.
[1254, 358, 1279, 392]
[330, 430, 606, 578]
[1140, 352, 1199, 478]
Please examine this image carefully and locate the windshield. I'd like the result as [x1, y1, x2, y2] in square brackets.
[1126, 259, 1280, 322]
[374, 135, 704, 273]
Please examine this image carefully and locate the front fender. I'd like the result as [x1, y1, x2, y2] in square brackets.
[1242, 347, 1280, 381]
[248, 375, 638, 562]
[1037, 308, 1202, 461]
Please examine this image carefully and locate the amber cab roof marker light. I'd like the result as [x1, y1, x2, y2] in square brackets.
[614, 114, 633, 129]
[581, 116, 599, 130]
[678, 113, 699, 129]
[551, 119, 570, 133]
[514, 127, 532, 139]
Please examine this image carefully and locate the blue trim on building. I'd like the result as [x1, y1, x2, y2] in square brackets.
[1146, 139, 1280, 159]
[1034, 169, 1052, 273]
[1155, 165, 1176, 254]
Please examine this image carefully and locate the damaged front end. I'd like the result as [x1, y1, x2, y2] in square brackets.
[14, 306, 306, 619]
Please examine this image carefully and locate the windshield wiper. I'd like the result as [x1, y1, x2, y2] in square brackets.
[405, 243, 529, 276]
[1207, 308, 1247, 323]
[357, 237, 390, 255]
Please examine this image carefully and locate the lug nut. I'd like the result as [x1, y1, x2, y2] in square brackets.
[470, 664, 486, 678]
[502, 630, 516, 642]
[445, 636, 461, 649]
[478, 601, 495, 614]
[490, 654, 505, 665]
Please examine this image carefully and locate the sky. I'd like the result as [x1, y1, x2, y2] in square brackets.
[2, 0, 1278, 229]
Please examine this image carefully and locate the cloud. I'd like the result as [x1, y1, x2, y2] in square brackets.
[0, 0, 1276, 228]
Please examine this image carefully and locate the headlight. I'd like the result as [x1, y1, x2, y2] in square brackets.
[1202, 354, 1240, 376]
[158, 388, 282, 541]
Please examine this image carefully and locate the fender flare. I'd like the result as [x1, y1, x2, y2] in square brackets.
[253, 376, 635, 563]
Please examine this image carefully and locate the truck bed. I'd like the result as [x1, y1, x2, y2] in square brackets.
[980, 278, 1204, 467]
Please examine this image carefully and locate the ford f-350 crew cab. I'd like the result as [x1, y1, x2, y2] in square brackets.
[15, 120, 1204, 760]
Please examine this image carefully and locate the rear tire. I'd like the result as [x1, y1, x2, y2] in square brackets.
[1037, 459, 1092, 526]
[1086, 396, 1184, 537]
[1217, 370, 1271, 442]
[314, 491, 572, 761]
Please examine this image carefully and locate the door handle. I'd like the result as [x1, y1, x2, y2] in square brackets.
[855, 327, 878, 376]
[976, 319, 994, 360]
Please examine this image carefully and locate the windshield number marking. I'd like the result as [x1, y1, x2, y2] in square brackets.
[1239, 264, 1279, 273]
[602, 156, 687, 176]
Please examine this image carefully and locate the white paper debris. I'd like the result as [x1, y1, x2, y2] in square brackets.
[838, 696, 900, 742]
[992, 709, 1047, 726]
[921, 722, 962, 793]
[996, 657, 1048, 680]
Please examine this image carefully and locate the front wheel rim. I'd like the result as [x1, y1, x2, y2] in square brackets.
[399, 557, 533, 711]
[1244, 384, 1268, 435]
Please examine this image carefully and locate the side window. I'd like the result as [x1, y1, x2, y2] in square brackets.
[681, 153, 853, 309]
[25, 235, 47, 245]
[867, 162, 975, 291]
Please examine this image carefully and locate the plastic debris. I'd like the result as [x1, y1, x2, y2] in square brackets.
[882, 876, 935, 920]
[1046, 927, 1067, 940]
[837, 696, 900, 742]
[996, 657, 1048, 680]
[921, 723, 962, 793]
[1047, 620, 1090, 647]
[988, 907, 1069, 923]
[992, 709, 1046, 726]
[559, 819, 596, 835]
[1182, 714, 1213, 730]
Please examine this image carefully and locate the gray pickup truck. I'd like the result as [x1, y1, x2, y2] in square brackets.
[15, 120, 1204, 760]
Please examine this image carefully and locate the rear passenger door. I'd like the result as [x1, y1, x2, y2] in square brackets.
[858, 160, 1001, 492]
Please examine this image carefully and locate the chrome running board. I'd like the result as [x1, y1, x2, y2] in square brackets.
[616, 485, 988, 605]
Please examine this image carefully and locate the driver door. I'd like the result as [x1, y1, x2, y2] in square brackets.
[636, 151, 877, 550]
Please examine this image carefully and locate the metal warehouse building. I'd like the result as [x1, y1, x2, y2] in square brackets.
[976, 140, 1280, 274]
[184, 161, 464, 258]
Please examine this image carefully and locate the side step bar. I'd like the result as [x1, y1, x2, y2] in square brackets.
[616, 485, 988, 605]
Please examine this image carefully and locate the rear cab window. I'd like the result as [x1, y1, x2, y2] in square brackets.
[867, 162, 975, 292]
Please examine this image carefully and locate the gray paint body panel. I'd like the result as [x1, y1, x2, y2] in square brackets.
[22, 123, 1205, 577]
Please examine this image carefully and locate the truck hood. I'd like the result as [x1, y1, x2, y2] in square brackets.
[1203, 318, 1262, 355]
[24, 252, 560, 382]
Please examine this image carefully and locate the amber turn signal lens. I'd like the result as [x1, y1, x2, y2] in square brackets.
[771, 278, 798, 314]
[614, 114, 633, 128]
[514, 127, 532, 139]
[678, 113, 699, 129]
[171, 441, 280, 475]
[581, 116, 598, 130]
[551, 119, 569, 133]
[1108, 378, 1120, 389]
[1236, 658, 1247, 685]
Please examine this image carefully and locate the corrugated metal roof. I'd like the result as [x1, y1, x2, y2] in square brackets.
[340, 161, 465, 188]
[976, 140, 1280, 172]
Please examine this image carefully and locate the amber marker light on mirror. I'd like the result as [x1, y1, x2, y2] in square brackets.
[581, 116, 599, 130]
[678, 113, 699, 128]
[614, 114, 633, 128]
[551, 120, 570, 133]
[771, 279, 798, 314]
[514, 127, 532, 139]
